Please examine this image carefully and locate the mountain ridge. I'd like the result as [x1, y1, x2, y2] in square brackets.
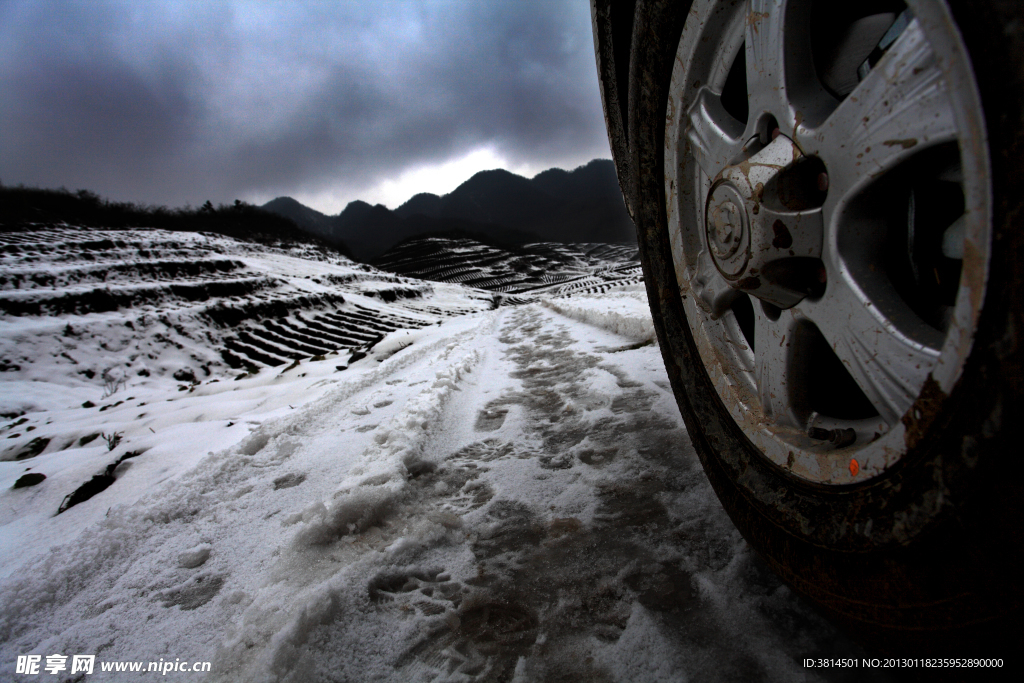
[262, 158, 633, 261]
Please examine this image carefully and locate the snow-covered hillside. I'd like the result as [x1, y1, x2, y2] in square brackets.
[0, 227, 492, 406]
[372, 238, 643, 303]
[0, 228, 881, 682]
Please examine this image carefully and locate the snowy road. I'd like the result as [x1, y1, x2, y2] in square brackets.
[1, 299, 887, 682]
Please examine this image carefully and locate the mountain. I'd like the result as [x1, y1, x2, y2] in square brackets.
[260, 197, 334, 239]
[394, 193, 442, 219]
[439, 168, 560, 229]
[262, 159, 633, 261]
[1, 186, 329, 249]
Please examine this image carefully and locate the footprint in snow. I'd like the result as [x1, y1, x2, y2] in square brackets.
[393, 597, 537, 682]
[427, 439, 525, 516]
[158, 573, 226, 611]
[368, 567, 463, 616]
[272, 472, 306, 490]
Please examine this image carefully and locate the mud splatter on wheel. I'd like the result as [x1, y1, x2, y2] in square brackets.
[593, 0, 1024, 655]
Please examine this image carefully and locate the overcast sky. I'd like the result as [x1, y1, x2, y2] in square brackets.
[0, 0, 611, 214]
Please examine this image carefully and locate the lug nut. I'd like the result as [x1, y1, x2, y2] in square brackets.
[771, 127, 781, 141]
[817, 172, 829, 192]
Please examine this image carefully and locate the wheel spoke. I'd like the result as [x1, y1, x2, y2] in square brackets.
[801, 275, 941, 426]
[753, 304, 801, 427]
[745, 0, 793, 119]
[684, 87, 746, 180]
[756, 204, 824, 259]
[691, 253, 741, 320]
[808, 18, 957, 201]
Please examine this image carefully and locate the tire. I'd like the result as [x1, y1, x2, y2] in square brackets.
[594, 0, 1024, 657]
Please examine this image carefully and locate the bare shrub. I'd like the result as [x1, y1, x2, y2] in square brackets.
[102, 431, 123, 451]
[101, 370, 127, 399]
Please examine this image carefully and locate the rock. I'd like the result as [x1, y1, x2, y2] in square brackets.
[173, 368, 197, 383]
[57, 473, 115, 514]
[16, 437, 50, 460]
[78, 433, 101, 446]
[12, 472, 46, 489]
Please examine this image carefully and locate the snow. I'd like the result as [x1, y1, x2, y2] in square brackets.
[0, 230, 883, 681]
[542, 287, 656, 342]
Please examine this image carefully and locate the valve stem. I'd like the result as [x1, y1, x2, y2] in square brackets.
[808, 426, 857, 448]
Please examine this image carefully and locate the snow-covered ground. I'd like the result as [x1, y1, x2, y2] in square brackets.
[0, 230, 886, 682]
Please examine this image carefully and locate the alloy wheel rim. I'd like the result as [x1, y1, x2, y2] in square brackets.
[663, 0, 991, 485]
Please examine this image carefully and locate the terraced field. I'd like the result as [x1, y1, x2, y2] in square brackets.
[0, 227, 494, 406]
[373, 237, 643, 301]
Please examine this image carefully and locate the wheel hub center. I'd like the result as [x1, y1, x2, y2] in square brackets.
[704, 134, 826, 308]
[705, 183, 749, 275]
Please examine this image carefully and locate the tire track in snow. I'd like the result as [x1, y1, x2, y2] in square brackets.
[0, 312, 497, 677]
[0, 304, 887, 682]
[234, 305, 884, 683]
[212, 313, 501, 681]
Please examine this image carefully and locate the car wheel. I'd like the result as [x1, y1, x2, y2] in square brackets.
[599, 0, 1024, 655]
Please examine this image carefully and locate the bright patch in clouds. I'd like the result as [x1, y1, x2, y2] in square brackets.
[365, 148, 540, 209]
[291, 148, 541, 215]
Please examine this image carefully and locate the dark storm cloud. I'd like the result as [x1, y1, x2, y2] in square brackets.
[0, 0, 610, 210]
